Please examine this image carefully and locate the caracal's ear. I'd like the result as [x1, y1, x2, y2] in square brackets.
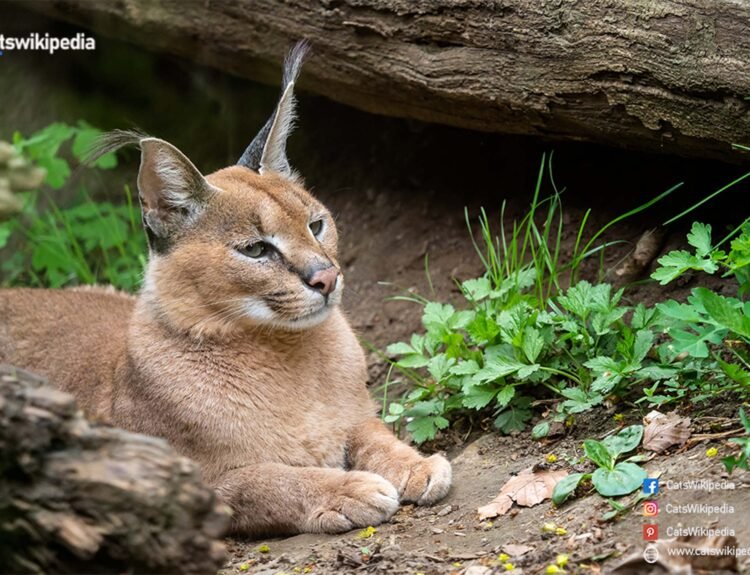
[88, 130, 217, 252]
[237, 40, 310, 180]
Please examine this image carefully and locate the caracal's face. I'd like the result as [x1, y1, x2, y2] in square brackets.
[146, 166, 342, 335]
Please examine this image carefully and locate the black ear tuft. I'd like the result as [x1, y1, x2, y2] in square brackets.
[237, 40, 310, 178]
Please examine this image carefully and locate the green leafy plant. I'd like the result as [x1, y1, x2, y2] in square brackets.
[0, 122, 146, 291]
[552, 425, 648, 505]
[723, 408, 750, 474]
[382, 157, 680, 443]
[649, 222, 750, 404]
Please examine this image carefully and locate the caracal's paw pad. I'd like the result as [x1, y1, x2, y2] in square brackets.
[306, 471, 399, 534]
[401, 454, 452, 506]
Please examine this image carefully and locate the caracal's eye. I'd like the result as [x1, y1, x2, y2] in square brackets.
[238, 242, 267, 258]
[309, 219, 324, 237]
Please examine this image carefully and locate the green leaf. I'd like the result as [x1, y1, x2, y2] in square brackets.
[466, 312, 501, 344]
[552, 473, 586, 506]
[636, 365, 679, 380]
[475, 354, 525, 382]
[602, 425, 643, 458]
[407, 417, 438, 444]
[495, 385, 515, 408]
[531, 421, 550, 440]
[517, 364, 540, 379]
[72, 124, 117, 168]
[386, 342, 415, 356]
[740, 408, 750, 434]
[383, 402, 404, 423]
[450, 359, 480, 376]
[560, 387, 604, 413]
[632, 304, 657, 329]
[584, 439, 614, 470]
[388, 403, 404, 415]
[591, 307, 627, 336]
[652, 250, 719, 285]
[657, 300, 705, 322]
[590, 372, 623, 395]
[0, 223, 13, 249]
[521, 326, 544, 363]
[462, 277, 492, 300]
[557, 281, 593, 317]
[37, 156, 70, 189]
[592, 462, 647, 497]
[493, 396, 532, 433]
[423, 302, 456, 330]
[461, 383, 498, 409]
[717, 360, 750, 387]
[407, 400, 441, 418]
[687, 222, 713, 257]
[668, 325, 726, 358]
[17, 122, 75, 157]
[632, 330, 654, 364]
[585, 356, 622, 374]
[396, 354, 430, 368]
[694, 287, 750, 339]
[427, 355, 455, 382]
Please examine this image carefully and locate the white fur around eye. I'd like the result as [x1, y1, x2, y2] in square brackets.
[263, 236, 289, 255]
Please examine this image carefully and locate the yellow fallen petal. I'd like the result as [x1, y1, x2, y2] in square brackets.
[356, 526, 377, 539]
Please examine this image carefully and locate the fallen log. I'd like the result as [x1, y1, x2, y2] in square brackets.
[20, 0, 750, 161]
[0, 365, 229, 574]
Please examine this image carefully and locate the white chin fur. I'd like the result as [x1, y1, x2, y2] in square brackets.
[243, 296, 335, 330]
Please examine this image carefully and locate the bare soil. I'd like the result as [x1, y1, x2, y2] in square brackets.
[221, 423, 750, 575]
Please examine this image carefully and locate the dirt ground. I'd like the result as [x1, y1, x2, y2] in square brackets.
[220, 418, 750, 575]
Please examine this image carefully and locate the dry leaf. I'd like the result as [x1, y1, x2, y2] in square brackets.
[612, 535, 738, 573]
[643, 410, 691, 453]
[477, 468, 568, 519]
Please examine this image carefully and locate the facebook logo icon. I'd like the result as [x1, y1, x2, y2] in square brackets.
[643, 478, 659, 495]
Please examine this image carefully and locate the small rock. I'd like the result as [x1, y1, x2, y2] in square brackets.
[436, 504, 454, 517]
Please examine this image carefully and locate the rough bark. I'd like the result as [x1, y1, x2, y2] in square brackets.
[22, 0, 750, 161]
[0, 365, 229, 575]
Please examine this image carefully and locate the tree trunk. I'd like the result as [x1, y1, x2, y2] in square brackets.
[0, 365, 229, 575]
[21, 0, 750, 161]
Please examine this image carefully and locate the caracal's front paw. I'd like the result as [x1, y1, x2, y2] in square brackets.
[400, 454, 452, 506]
[305, 471, 399, 534]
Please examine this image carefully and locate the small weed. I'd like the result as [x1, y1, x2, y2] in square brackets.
[552, 425, 647, 505]
[646, 221, 750, 405]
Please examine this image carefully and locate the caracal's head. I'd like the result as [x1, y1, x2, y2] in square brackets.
[94, 42, 342, 336]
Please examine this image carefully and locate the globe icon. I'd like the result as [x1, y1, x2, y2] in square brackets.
[643, 544, 660, 564]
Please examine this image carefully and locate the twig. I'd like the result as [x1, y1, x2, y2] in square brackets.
[685, 428, 745, 447]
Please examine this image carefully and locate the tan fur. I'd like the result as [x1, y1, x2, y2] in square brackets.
[0, 165, 451, 537]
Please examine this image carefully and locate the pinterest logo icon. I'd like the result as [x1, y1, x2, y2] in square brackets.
[643, 524, 659, 541]
[643, 501, 659, 517]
